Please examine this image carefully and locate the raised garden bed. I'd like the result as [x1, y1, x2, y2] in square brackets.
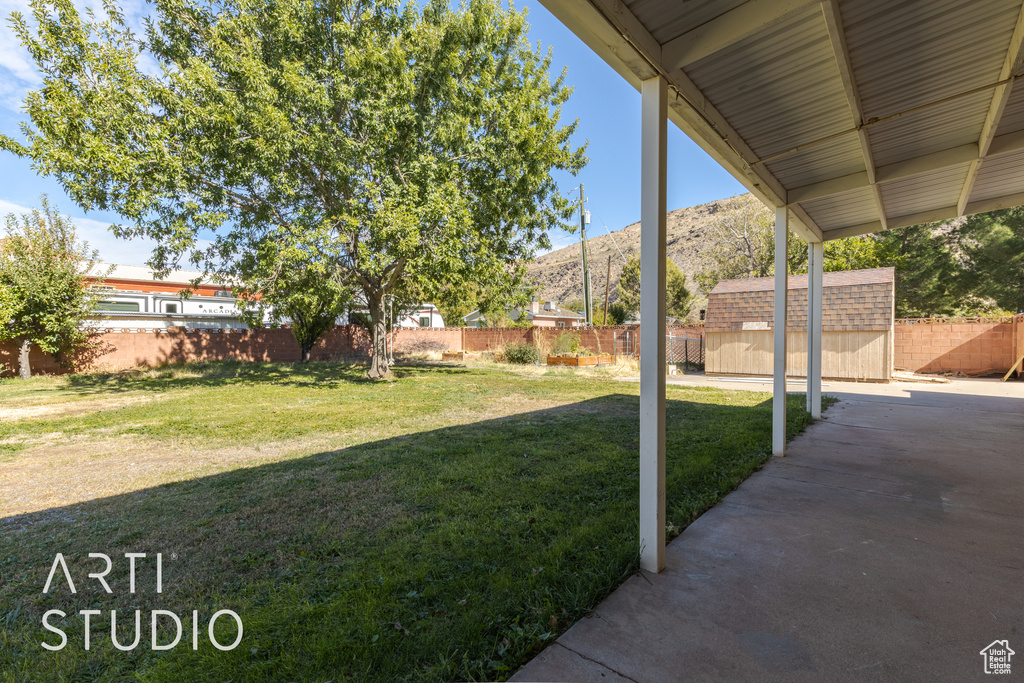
[547, 353, 613, 367]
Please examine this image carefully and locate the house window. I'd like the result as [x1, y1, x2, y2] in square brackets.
[165, 303, 178, 314]
[97, 301, 140, 312]
[419, 316, 431, 327]
[557, 321, 566, 328]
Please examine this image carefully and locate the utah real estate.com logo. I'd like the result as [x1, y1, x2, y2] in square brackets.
[980, 640, 1014, 675]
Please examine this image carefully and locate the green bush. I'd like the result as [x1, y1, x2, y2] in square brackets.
[550, 331, 581, 356]
[503, 341, 540, 364]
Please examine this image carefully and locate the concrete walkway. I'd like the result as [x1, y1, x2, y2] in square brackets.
[513, 379, 1024, 682]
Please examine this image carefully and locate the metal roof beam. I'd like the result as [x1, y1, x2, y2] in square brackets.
[821, 205, 959, 241]
[820, 0, 886, 229]
[790, 133, 1024, 204]
[989, 128, 1024, 156]
[541, 0, 824, 241]
[957, 3, 1024, 216]
[665, 75, 822, 243]
[539, 0, 658, 87]
[788, 171, 868, 204]
[661, 0, 818, 70]
[965, 190, 1024, 216]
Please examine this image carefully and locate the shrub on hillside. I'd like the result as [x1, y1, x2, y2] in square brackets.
[503, 341, 540, 364]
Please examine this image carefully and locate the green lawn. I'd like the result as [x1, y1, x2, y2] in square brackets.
[0, 362, 833, 681]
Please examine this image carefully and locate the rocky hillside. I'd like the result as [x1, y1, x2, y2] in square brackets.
[527, 194, 750, 316]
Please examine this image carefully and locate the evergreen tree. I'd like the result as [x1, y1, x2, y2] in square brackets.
[616, 256, 692, 321]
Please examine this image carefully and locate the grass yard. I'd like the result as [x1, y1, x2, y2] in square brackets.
[0, 361, 833, 681]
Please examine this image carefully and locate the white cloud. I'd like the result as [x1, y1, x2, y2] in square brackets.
[0, 0, 152, 114]
[0, 198, 158, 265]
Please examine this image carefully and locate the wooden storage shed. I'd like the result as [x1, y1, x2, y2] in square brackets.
[705, 268, 895, 382]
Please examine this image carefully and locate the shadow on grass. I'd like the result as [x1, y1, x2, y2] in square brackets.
[0, 392, 820, 682]
[59, 360, 474, 395]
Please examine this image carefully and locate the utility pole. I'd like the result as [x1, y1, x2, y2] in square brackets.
[603, 254, 612, 325]
[579, 184, 592, 324]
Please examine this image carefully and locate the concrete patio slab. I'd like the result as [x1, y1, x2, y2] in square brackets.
[512, 379, 1024, 682]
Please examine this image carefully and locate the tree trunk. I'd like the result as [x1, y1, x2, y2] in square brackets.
[300, 345, 312, 363]
[18, 338, 32, 380]
[367, 293, 391, 380]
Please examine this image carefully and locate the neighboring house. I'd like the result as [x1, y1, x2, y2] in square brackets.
[396, 304, 445, 328]
[84, 263, 261, 329]
[462, 300, 585, 328]
[343, 303, 446, 328]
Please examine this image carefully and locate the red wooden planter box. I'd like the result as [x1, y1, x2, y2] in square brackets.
[546, 353, 612, 367]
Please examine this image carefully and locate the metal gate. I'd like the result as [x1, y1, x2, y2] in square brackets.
[613, 329, 636, 358]
[667, 334, 704, 372]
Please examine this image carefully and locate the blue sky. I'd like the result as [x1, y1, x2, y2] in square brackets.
[0, 0, 747, 266]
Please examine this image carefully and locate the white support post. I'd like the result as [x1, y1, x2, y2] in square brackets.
[772, 208, 789, 457]
[639, 75, 667, 573]
[807, 241, 824, 419]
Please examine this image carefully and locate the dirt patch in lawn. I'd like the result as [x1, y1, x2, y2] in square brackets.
[0, 431, 361, 518]
[0, 394, 163, 422]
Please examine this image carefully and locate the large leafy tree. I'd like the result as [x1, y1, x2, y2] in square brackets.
[875, 226, 964, 317]
[693, 194, 776, 293]
[0, 198, 103, 379]
[237, 238, 353, 362]
[953, 208, 1024, 314]
[3, 0, 585, 378]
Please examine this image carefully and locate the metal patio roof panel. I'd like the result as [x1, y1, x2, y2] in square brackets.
[878, 163, 971, 217]
[685, 6, 852, 159]
[624, 0, 749, 44]
[800, 185, 880, 228]
[866, 91, 991, 167]
[537, 0, 1024, 239]
[968, 148, 1024, 202]
[763, 133, 866, 188]
[841, 0, 1021, 120]
[994, 83, 1024, 136]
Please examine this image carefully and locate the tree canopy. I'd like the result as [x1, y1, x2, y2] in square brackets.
[0, 198, 103, 378]
[617, 255, 692, 322]
[691, 195, 1021, 317]
[953, 207, 1024, 314]
[4, 0, 586, 377]
[238, 239, 353, 362]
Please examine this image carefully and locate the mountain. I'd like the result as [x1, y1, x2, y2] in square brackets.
[527, 194, 749, 317]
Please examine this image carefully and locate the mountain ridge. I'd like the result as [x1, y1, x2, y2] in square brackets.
[527, 194, 750, 318]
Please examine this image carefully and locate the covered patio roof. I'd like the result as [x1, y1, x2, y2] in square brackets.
[537, 0, 1024, 574]
[541, 0, 1024, 242]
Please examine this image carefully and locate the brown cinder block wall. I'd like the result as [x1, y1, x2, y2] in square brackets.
[1, 323, 705, 376]
[0, 325, 453, 376]
[893, 320, 1015, 375]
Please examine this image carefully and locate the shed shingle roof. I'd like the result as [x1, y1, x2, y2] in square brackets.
[709, 267, 895, 295]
